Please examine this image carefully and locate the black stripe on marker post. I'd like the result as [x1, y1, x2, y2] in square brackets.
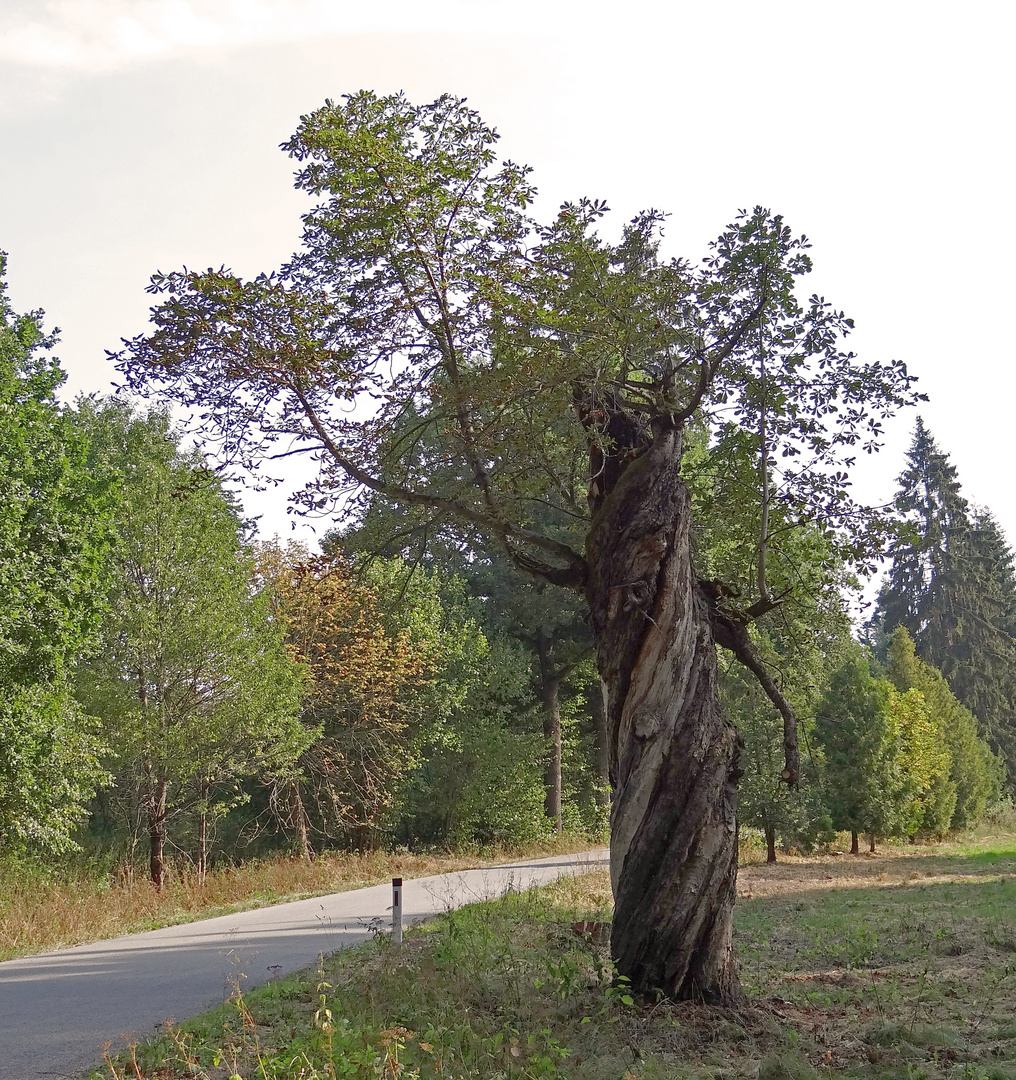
[392, 877, 403, 945]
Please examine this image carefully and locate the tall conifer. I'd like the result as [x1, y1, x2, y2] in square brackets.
[878, 420, 1016, 773]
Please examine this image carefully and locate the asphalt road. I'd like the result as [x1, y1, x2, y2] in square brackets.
[0, 849, 609, 1079]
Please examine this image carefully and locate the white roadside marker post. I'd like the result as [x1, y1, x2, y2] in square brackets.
[392, 877, 403, 946]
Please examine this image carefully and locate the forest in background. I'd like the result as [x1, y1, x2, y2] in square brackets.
[1, 241, 1012, 888]
[2, 99, 1016, 919]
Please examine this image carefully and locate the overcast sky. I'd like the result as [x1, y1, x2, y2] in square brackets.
[0, 0, 1012, 552]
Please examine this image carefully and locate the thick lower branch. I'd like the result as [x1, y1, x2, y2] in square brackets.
[291, 379, 590, 588]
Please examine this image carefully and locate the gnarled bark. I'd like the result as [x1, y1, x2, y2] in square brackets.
[586, 425, 743, 1005]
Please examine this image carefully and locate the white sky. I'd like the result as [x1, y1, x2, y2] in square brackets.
[0, 0, 1012, 554]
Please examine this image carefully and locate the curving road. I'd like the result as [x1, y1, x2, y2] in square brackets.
[0, 849, 609, 1079]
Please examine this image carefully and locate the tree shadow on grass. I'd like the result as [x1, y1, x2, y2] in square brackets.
[738, 844, 1016, 902]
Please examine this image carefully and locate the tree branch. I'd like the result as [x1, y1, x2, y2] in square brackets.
[702, 581, 800, 787]
[673, 290, 770, 425]
[290, 378, 589, 589]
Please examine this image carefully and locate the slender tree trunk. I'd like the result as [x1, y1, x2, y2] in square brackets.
[765, 823, 777, 864]
[592, 679, 611, 810]
[869, 832, 876, 853]
[544, 677, 563, 831]
[147, 779, 169, 889]
[851, 830, 859, 855]
[197, 778, 209, 885]
[198, 811, 208, 885]
[536, 634, 563, 831]
[586, 426, 743, 1005]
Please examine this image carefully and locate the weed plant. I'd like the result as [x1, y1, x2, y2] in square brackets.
[94, 835, 1016, 1080]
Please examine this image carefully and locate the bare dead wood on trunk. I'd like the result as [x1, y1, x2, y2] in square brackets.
[198, 812, 208, 881]
[280, 779, 313, 860]
[197, 778, 210, 885]
[586, 424, 743, 1005]
[198, 811, 208, 885]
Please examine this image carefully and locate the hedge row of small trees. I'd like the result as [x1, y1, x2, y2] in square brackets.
[732, 626, 1001, 861]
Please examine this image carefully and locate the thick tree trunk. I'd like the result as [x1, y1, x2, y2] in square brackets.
[147, 779, 169, 890]
[536, 634, 563, 831]
[586, 426, 743, 1005]
[851, 830, 859, 855]
[765, 823, 777, 864]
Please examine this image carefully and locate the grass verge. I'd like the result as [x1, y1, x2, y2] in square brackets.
[0, 833, 600, 961]
[94, 832, 1016, 1079]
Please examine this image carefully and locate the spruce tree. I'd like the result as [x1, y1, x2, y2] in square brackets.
[948, 509, 1016, 760]
[878, 420, 1016, 774]
[879, 417, 968, 648]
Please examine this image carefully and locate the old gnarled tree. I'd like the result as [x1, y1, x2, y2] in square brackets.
[117, 92, 920, 1002]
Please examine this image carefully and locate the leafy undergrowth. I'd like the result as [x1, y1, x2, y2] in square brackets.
[0, 833, 600, 961]
[94, 835, 1016, 1080]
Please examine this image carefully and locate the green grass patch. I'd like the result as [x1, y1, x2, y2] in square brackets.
[92, 841, 1016, 1079]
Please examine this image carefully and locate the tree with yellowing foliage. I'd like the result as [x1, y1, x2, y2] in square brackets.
[262, 543, 443, 853]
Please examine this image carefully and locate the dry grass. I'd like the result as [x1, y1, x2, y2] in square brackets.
[729, 829, 1016, 1077]
[737, 825, 1016, 899]
[0, 833, 598, 961]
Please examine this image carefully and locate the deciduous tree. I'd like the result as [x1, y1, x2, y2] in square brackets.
[341, 482, 602, 830]
[75, 403, 309, 886]
[263, 543, 434, 851]
[0, 254, 115, 854]
[116, 93, 920, 1000]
